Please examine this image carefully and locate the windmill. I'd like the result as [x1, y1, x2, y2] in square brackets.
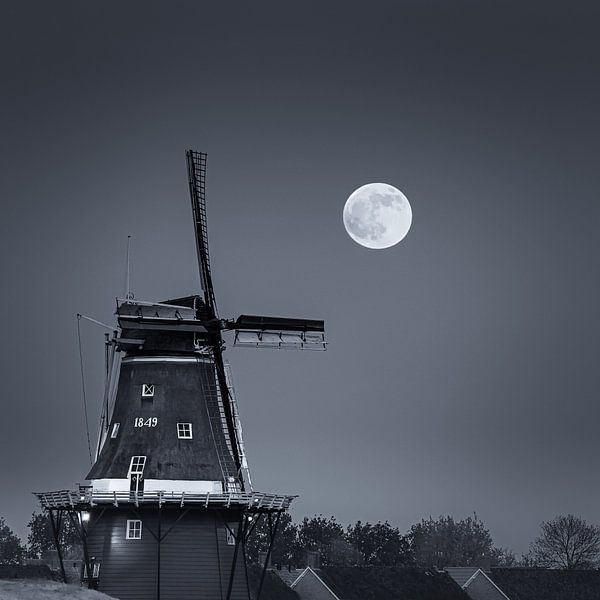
[35, 150, 325, 600]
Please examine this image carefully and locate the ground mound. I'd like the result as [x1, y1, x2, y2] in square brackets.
[0, 580, 115, 600]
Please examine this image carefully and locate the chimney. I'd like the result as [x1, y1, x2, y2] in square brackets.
[305, 551, 321, 569]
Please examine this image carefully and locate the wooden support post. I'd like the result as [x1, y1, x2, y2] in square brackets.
[244, 513, 263, 544]
[256, 512, 281, 600]
[215, 518, 224, 600]
[68, 511, 93, 589]
[155, 508, 189, 542]
[48, 510, 67, 584]
[225, 516, 244, 600]
[241, 518, 252, 600]
[156, 506, 162, 600]
[86, 507, 106, 536]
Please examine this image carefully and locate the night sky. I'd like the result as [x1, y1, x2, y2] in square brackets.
[1, 1, 599, 556]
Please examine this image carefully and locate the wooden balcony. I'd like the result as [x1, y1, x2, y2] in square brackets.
[34, 489, 296, 512]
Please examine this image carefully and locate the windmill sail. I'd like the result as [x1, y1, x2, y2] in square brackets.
[229, 314, 326, 350]
[187, 150, 217, 317]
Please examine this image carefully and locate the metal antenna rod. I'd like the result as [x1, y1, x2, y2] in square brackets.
[125, 235, 133, 300]
[76, 313, 117, 332]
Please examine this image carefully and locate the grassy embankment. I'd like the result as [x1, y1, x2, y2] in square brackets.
[0, 580, 115, 600]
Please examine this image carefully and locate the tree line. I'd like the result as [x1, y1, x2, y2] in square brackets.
[245, 513, 600, 570]
[1, 512, 600, 571]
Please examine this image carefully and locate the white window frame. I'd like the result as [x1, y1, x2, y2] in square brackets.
[126, 520, 142, 540]
[177, 423, 193, 439]
[84, 561, 101, 578]
[141, 384, 154, 398]
[128, 455, 146, 476]
[111, 423, 120, 438]
[225, 525, 236, 546]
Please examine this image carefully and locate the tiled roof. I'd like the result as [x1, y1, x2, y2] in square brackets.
[445, 567, 481, 587]
[247, 564, 300, 600]
[273, 568, 306, 586]
[313, 567, 471, 600]
[490, 568, 600, 600]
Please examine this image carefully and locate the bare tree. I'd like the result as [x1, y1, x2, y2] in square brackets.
[530, 514, 600, 569]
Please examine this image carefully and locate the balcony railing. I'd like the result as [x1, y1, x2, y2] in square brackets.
[34, 489, 296, 511]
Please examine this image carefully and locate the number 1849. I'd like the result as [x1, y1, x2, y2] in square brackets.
[134, 417, 157, 427]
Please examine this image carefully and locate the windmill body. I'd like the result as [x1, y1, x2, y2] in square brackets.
[35, 151, 325, 600]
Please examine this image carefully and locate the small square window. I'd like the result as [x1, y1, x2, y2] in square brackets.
[126, 520, 142, 540]
[111, 423, 120, 438]
[142, 384, 154, 398]
[177, 423, 193, 439]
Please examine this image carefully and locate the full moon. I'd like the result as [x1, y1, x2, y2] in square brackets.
[343, 183, 412, 249]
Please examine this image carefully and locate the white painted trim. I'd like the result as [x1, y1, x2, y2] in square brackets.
[144, 479, 222, 493]
[117, 299, 194, 310]
[90, 478, 223, 493]
[122, 356, 210, 364]
[462, 570, 480, 589]
[290, 568, 309, 588]
[463, 569, 512, 600]
[291, 567, 341, 600]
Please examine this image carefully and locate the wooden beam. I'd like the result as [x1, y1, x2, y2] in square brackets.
[48, 510, 67, 584]
[225, 518, 244, 600]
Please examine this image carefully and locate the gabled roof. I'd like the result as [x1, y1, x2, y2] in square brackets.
[445, 567, 480, 587]
[247, 564, 300, 600]
[446, 567, 510, 599]
[490, 568, 600, 600]
[292, 567, 341, 599]
[275, 568, 306, 587]
[293, 566, 471, 600]
[466, 570, 510, 599]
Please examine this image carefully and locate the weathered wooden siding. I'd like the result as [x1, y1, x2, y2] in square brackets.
[87, 508, 250, 600]
[161, 511, 219, 600]
[88, 510, 157, 600]
[87, 360, 229, 482]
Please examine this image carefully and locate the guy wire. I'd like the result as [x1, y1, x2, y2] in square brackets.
[77, 314, 94, 465]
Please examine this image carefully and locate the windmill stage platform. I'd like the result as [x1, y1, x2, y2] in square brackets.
[35, 489, 296, 512]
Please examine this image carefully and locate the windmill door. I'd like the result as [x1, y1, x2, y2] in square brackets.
[130, 474, 144, 493]
[129, 456, 146, 494]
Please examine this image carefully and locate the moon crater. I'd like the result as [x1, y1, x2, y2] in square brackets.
[343, 183, 412, 249]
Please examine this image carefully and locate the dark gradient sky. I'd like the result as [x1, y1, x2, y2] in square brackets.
[1, 1, 599, 554]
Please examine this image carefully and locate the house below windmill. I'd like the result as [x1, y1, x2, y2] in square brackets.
[446, 567, 600, 600]
[273, 565, 470, 600]
[271, 563, 600, 600]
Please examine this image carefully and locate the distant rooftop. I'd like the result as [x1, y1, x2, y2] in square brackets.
[490, 568, 600, 600]
[278, 566, 470, 600]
